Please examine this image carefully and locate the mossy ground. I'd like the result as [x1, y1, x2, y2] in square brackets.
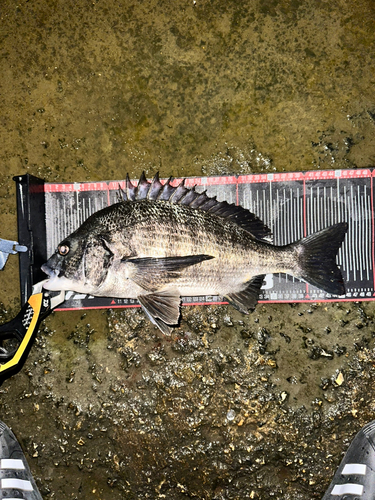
[0, 0, 374, 498]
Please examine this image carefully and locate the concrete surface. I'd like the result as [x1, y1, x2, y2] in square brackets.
[0, 0, 374, 498]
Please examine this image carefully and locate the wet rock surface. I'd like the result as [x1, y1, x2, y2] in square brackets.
[0, 0, 374, 498]
[0, 303, 374, 498]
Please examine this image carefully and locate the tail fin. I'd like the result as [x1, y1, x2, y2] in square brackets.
[297, 222, 348, 295]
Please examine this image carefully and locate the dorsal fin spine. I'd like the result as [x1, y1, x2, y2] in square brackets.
[136, 171, 151, 198]
[157, 177, 172, 200]
[169, 179, 187, 203]
[118, 184, 127, 202]
[126, 174, 136, 201]
[148, 173, 163, 200]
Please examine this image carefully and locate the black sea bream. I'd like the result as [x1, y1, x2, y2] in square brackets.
[42, 173, 348, 334]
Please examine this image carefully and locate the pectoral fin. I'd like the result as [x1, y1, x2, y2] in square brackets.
[138, 288, 181, 335]
[225, 275, 265, 314]
[125, 254, 214, 291]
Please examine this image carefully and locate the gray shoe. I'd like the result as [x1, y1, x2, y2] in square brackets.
[322, 420, 375, 499]
[0, 421, 42, 499]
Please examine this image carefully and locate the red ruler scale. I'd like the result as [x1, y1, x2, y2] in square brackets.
[14, 169, 374, 311]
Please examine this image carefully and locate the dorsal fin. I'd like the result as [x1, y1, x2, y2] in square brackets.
[119, 172, 271, 240]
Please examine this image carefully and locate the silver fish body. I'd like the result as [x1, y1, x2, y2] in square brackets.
[42, 173, 348, 334]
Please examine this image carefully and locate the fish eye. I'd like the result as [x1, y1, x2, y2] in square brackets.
[58, 244, 70, 256]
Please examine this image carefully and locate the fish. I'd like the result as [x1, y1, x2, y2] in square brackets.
[41, 172, 348, 335]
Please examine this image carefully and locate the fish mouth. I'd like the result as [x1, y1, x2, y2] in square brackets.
[41, 264, 62, 291]
[41, 263, 57, 278]
[41, 263, 82, 292]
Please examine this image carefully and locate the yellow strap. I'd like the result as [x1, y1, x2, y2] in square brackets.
[0, 293, 43, 374]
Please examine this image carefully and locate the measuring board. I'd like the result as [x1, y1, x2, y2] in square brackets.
[14, 169, 373, 311]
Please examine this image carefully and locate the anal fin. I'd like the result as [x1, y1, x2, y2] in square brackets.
[225, 275, 265, 314]
[138, 288, 181, 335]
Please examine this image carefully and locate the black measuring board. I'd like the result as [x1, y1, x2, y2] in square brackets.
[14, 169, 374, 311]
